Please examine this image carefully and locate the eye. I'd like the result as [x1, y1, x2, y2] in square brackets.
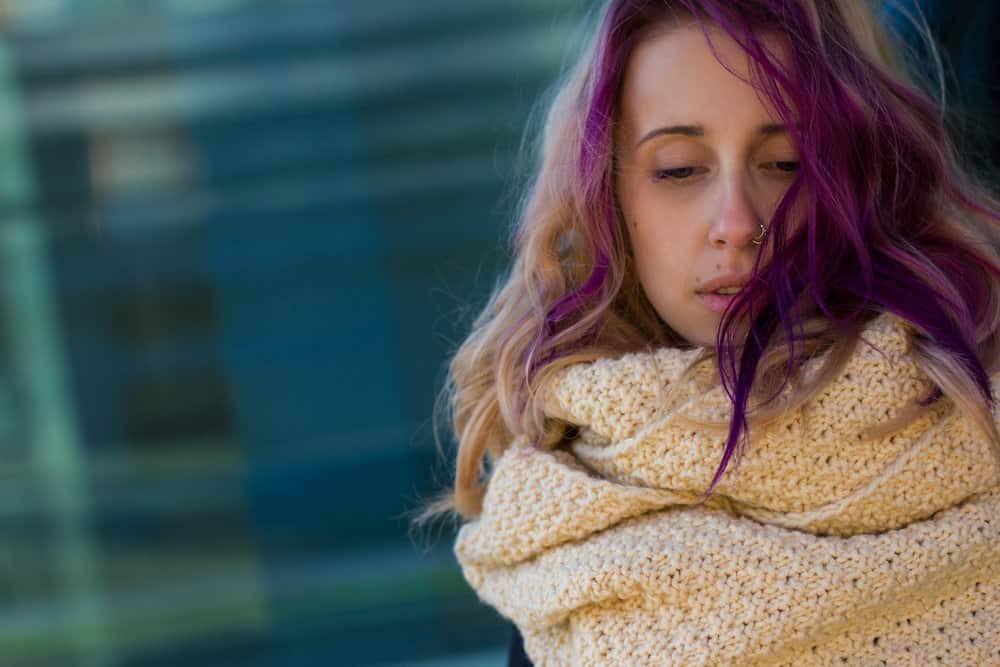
[763, 160, 800, 173]
[652, 166, 705, 182]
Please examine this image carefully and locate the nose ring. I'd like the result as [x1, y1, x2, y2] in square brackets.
[751, 223, 767, 246]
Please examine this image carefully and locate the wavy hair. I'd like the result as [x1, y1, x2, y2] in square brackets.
[412, 0, 1000, 526]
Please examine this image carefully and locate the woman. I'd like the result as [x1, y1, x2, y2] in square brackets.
[414, 0, 1000, 664]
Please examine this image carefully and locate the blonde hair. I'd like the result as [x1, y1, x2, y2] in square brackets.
[411, 0, 1000, 528]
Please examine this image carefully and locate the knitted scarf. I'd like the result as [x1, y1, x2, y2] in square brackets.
[454, 311, 1000, 666]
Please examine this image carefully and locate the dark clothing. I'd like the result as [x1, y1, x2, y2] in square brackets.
[507, 623, 534, 667]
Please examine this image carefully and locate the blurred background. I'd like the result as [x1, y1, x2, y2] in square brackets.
[0, 1, 994, 666]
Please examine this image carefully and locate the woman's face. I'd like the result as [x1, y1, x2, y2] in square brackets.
[615, 22, 800, 347]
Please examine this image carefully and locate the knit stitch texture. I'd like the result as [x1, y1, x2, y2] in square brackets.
[454, 311, 1000, 666]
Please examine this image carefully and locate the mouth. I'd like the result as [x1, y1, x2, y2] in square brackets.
[696, 289, 742, 313]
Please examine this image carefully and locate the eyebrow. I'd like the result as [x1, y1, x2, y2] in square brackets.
[634, 122, 789, 149]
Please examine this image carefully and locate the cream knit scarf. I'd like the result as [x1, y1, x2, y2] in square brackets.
[454, 311, 1000, 666]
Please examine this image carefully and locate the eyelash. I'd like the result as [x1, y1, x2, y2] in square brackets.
[652, 161, 801, 182]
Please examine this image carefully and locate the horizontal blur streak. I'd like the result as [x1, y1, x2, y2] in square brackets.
[0, 1, 589, 665]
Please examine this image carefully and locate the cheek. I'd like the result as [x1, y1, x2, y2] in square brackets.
[742, 174, 786, 227]
[627, 211, 673, 271]
[626, 193, 699, 256]
[621, 178, 686, 235]
[616, 173, 704, 276]
[763, 185, 806, 241]
[627, 211, 693, 297]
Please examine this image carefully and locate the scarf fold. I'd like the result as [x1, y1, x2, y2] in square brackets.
[454, 312, 1000, 666]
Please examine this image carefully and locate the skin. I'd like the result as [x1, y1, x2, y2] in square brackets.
[615, 22, 800, 347]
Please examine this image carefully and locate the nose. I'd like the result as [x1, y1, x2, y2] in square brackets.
[708, 173, 765, 249]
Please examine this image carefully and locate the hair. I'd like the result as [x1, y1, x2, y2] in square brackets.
[411, 0, 1000, 527]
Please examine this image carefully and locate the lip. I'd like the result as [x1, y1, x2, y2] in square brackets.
[697, 292, 739, 313]
[696, 271, 752, 295]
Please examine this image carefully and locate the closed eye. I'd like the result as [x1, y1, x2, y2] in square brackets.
[764, 160, 800, 173]
[651, 162, 799, 183]
[652, 166, 705, 181]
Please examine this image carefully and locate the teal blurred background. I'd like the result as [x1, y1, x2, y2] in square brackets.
[0, 1, 994, 666]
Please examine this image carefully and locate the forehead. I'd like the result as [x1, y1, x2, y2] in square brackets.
[617, 22, 792, 143]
